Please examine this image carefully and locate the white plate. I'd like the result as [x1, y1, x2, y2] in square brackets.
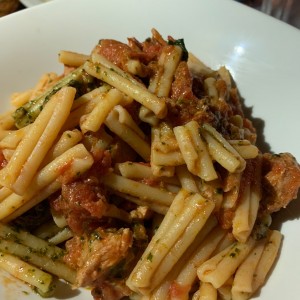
[0, 0, 300, 299]
[19, 0, 52, 7]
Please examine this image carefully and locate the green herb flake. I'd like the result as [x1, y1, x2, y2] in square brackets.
[168, 38, 189, 61]
[147, 252, 153, 262]
[229, 247, 241, 258]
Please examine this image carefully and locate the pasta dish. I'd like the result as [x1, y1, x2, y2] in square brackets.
[0, 29, 299, 300]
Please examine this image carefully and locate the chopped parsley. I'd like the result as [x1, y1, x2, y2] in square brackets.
[147, 252, 153, 262]
[168, 38, 188, 61]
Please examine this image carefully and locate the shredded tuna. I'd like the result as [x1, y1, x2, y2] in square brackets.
[51, 179, 109, 234]
[92, 279, 132, 300]
[171, 61, 198, 101]
[94, 38, 161, 75]
[64, 228, 133, 288]
[262, 152, 300, 213]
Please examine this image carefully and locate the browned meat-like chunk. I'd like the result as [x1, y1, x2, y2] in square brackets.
[262, 152, 300, 213]
[51, 179, 109, 234]
[95, 40, 135, 71]
[166, 61, 215, 127]
[92, 279, 132, 300]
[170, 61, 198, 102]
[93, 38, 161, 75]
[64, 228, 133, 289]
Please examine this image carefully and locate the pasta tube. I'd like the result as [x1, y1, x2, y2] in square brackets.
[0, 86, 75, 195]
[80, 88, 124, 133]
[229, 140, 259, 159]
[174, 121, 218, 181]
[0, 125, 31, 150]
[0, 222, 65, 261]
[105, 105, 151, 161]
[172, 225, 227, 299]
[48, 227, 73, 245]
[148, 45, 182, 97]
[116, 162, 180, 186]
[231, 239, 267, 300]
[1, 143, 94, 221]
[0, 238, 75, 283]
[139, 105, 160, 126]
[201, 123, 246, 173]
[58, 50, 89, 67]
[113, 191, 168, 215]
[251, 230, 282, 294]
[127, 189, 215, 295]
[232, 156, 262, 242]
[192, 282, 217, 300]
[0, 186, 13, 203]
[41, 129, 83, 167]
[176, 165, 200, 193]
[101, 172, 175, 207]
[152, 217, 219, 300]
[0, 110, 16, 130]
[0, 252, 56, 296]
[151, 122, 184, 167]
[197, 237, 256, 289]
[84, 60, 167, 118]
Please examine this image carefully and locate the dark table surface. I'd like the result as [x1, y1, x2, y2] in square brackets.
[236, 0, 300, 29]
[2, 0, 300, 30]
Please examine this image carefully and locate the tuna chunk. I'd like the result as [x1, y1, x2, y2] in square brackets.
[262, 152, 300, 213]
[65, 227, 133, 288]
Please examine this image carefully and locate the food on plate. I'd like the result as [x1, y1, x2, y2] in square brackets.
[0, 28, 299, 300]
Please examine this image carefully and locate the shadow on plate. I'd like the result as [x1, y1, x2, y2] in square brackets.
[271, 194, 300, 230]
[54, 280, 81, 299]
[239, 92, 300, 229]
[241, 102, 271, 154]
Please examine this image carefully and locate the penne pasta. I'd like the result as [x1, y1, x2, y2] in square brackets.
[201, 123, 246, 174]
[0, 252, 56, 296]
[174, 121, 218, 181]
[58, 50, 89, 67]
[127, 189, 215, 294]
[0, 87, 76, 195]
[151, 122, 184, 167]
[0, 29, 297, 300]
[192, 282, 218, 300]
[229, 140, 259, 159]
[1, 144, 94, 222]
[80, 88, 124, 133]
[0, 238, 75, 283]
[231, 239, 267, 300]
[101, 172, 175, 207]
[251, 230, 282, 294]
[10, 89, 33, 108]
[232, 157, 262, 242]
[0, 125, 31, 150]
[84, 60, 167, 118]
[105, 105, 151, 161]
[148, 45, 182, 97]
[197, 237, 256, 289]
[176, 165, 200, 193]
